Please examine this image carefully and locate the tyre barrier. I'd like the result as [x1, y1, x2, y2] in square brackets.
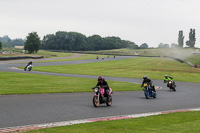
[0, 56, 44, 61]
[163, 56, 184, 63]
[194, 64, 200, 68]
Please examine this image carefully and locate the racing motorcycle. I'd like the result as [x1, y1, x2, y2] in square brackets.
[143, 83, 156, 99]
[168, 80, 176, 91]
[24, 64, 33, 71]
[92, 86, 112, 107]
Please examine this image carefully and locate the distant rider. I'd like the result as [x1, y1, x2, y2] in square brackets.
[24, 60, 32, 71]
[96, 76, 110, 97]
[164, 74, 173, 87]
[96, 56, 98, 60]
[141, 75, 156, 92]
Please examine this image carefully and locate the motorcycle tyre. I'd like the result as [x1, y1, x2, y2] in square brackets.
[93, 96, 99, 107]
[173, 83, 176, 91]
[144, 91, 150, 99]
[106, 96, 112, 106]
[153, 92, 157, 98]
[169, 86, 176, 92]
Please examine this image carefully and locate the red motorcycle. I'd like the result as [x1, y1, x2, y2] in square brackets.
[92, 86, 112, 107]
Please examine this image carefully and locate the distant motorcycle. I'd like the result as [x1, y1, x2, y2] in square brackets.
[92, 86, 112, 107]
[168, 80, 176, 91]
[24, 64, 33, 71]
[143, 83, 156, 99]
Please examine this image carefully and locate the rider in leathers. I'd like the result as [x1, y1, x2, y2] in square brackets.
[24, 61, 32, 71]
[164, 74, 173, 87]
[141, 75, 156, 92]
[96, 76, 110, 97]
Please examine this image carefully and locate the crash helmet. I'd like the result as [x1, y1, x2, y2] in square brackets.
[98, 76, 104, 82]
[165, 74, 168, 78]
[143, 75, 147, 79]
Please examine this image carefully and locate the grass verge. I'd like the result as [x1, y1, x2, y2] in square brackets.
[35, 54, 102, 62]
[0, 71, 140, 95]
[85, 48, 197, 58]
[33, 57, 200, 83]
[0, 50, 73, 58]
[35, 50, 73, 58]
[185, 54, 200, 65]
[26, 111, 200, 133]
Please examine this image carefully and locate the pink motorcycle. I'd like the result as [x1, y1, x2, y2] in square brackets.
[92, 86, 112, 107]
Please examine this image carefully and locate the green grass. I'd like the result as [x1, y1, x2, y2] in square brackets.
[0, 50, 73, 58]
[0, 71, 140, 95]
[36, 54, 102, 62]
[85, 48, 197, 58]
[26, 111, 200, 133]
[185, 54, 200, 64]
[33, 57, 200, 83]
[35, 50, 73, 58]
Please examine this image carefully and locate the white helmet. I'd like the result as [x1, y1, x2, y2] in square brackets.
[143, 75, 147, 79]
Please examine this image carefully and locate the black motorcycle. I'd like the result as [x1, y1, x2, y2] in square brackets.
[168, 80, 176, 91]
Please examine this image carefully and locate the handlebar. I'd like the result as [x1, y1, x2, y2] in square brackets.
[92, 86, 100, 90]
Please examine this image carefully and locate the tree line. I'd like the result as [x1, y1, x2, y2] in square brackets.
[0, 28, 197, 53]
[0, 35, 25, 48]
[41, 31, 138, 51]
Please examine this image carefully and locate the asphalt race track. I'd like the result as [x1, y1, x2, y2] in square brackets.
[0, 56, 200, 128]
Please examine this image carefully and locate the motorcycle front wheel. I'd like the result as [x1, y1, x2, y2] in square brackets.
[93, 96, 100, 107]
[172, 87, 176, 91]
[144, 91, 150, 99]
[173, 83, 176, 91]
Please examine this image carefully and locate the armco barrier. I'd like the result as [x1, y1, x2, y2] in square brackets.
[186, 61, 194, 67]
[0, 56, 44, 61]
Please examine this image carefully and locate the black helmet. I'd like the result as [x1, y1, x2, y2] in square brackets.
[143, 75, 147, 79]
[98, 76, 104, 82]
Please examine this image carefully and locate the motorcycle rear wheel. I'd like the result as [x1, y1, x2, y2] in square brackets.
[93, 96, 99, 107]
[153, 92, 157, 98]
[106, 96, 112, 106]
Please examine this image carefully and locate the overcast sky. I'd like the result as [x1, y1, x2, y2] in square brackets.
[1, 0, 200, 47]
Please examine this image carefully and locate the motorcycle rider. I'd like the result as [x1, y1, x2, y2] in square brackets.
[24, 60, 33, 71]
[96, 76, 110, 97]
[164, 74, 173, 87]
[141, 75, 156, 92]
